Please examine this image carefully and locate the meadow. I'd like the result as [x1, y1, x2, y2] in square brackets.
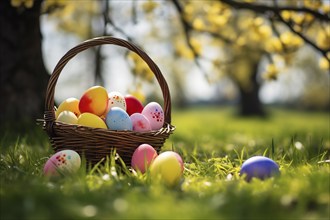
[0, 107, 329, 220]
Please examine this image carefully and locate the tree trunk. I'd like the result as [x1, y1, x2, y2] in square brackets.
[0, 0, 49, 126]
[237, 61, 265, 117]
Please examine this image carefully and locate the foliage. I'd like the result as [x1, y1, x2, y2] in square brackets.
[10, 0, 329, 110]
[1, 108, 329, 219]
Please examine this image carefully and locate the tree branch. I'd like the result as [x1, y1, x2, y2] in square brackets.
[171, 0, 211, 81]
[221, 0, 329, 62]
[220, 0, 330, 22]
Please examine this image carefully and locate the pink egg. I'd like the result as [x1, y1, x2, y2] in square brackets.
[130, 113, 151, 132]
[141, 102, 164, 130]
[43, 150, 81, 177]
[131, 144, 158, 173]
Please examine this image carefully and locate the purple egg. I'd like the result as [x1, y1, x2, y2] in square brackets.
[240, 156, 280, 181]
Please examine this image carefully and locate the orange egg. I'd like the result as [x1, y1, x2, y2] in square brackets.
[55, 98, 80, 119]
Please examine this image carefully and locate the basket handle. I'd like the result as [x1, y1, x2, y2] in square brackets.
[44, 36, 172, 128]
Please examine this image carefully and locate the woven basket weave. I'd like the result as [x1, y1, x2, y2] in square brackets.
[42, 36, 175, 166]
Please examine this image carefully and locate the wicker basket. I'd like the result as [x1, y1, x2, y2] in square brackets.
[42, 36, 175, 166]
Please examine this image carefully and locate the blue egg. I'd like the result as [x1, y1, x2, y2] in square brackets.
[106, 107, 132, 131]
[240, 156, 280, 181]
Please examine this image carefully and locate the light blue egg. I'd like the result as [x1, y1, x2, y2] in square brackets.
[240, 156, 280, 181]
[106, 107, 132, 131]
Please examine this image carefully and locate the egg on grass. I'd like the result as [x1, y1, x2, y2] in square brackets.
[131, 144, 158, 173]
[240, 156, 280, 181]
[149, 151, 183, 187]
[43, 150, 81, 177]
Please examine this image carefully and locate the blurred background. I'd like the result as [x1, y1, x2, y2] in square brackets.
[1, 0, 329, 128]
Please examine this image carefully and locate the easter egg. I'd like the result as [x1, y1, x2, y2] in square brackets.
[130, 113, 151, 132]
[240, 156, 280, 181]
[56, 111, 78, 124]
[79, 86, 108, 116]
[131, 144, 158, 173]
[172, 152, 184, 174]
[107, 91, 126, 113]
[43, 150, 81, 177]
[55, 97, 80, 118]
[125, 95, 144, 116]
[142, 102, 164, 130]
[78, 113, 107, 129]
[106, 107, 132, 131]
[150, 151, 182, 187]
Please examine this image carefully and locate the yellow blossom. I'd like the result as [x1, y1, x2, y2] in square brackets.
[266, 37, 283, 53]
[319, 57, 330, 71]
[142, 1, 159, 13]
[192, 18, 205, 30]
[281, 10, 292, 22]
[11, 0, 34, 8]
[280, 32, 303, 48]
[263, 64, 279, 80]
[316, 29, 330, 50]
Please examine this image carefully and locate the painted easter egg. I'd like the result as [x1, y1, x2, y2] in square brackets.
[107, 91, 126, 112]
[130, 113, 151, 132]
[240, 156, 280, 181]
[131, 144, 158, 173]
[172, 151, 184, 174]
[150, 151, 183, 187]
[43, 150, 81, 177]
[56, 111, 78, 124]
[141, 102, 164, 130]
[79, 86, 108, 116]
[125, 95, 144, 116]
[55, 97, 80, 118]
[77, 113, 107, 129]
[106, 107, 132, 131]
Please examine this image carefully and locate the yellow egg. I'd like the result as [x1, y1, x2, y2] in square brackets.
[55, 98, 80, 119]
[79, 86, 108, 116]
[77, 113, 107, 129]
[56, 111, 78, 124]
[150, 151, 182, 187]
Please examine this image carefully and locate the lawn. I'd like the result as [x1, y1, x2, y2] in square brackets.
[0, 107, 329, 220]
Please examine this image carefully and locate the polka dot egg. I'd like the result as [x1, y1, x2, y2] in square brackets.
[142, 102, 164, 130]
[107, 91, 126, 112]
[43, 150, 81, 177]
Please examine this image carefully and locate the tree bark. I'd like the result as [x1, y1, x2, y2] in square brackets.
[236, 61, 265, 117]
[0, 0, 49, 126]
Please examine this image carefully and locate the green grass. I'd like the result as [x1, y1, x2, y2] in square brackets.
[1, 107, 329, 220]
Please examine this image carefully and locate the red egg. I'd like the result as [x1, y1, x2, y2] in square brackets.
[125, 95, 144, 116]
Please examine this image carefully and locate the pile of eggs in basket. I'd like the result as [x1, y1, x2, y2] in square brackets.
[55, 86, 165, 131]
